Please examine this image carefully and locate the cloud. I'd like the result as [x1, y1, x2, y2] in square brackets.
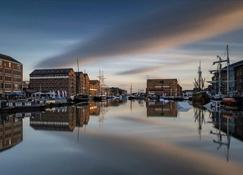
[36, 1, 243, 68]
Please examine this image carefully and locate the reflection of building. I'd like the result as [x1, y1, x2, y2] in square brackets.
[146, 79, 182, 97]
[146, 101, 177, 117]
[0, 54, 23, 96]
[212, 112, 243, 141]
[0, 116, 23, 151]
[76, 105, 90, 127]
[89, 80, 100, 96]
[89, 102, 100, 115]
[30, 107, 76, 131]
[29, 68, 76, 97]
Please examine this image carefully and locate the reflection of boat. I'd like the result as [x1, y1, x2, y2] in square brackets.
[93, 95, 106, 102]
[222, 97, 238, 110]
[193, 107, 205, 139]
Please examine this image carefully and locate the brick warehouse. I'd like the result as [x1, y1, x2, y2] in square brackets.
[146, 79, 182, 97]
[0, 54, 23, 96]
[29, 68, 76, 97]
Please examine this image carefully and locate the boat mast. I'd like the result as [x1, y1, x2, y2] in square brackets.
[198, 61, 202, 91]
[216, 56, 222, 96]
[226, 45, 230, 96]
[77, 57, 80, 72]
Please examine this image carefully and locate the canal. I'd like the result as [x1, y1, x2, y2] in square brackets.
[0, 100, 243, 175]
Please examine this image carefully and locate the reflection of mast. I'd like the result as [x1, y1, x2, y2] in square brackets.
[194, 108, 205, 140]
[130, 100, 133, 111]
[99, 102, 105, 128]
[210, 111, 231, 161]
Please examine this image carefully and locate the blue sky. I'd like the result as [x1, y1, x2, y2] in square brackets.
[1, 0, 243, 91]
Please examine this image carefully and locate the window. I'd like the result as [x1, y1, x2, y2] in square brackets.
[4, 83, 12, 89]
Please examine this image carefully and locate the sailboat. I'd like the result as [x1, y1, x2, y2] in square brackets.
[208, 45, 239, 109]
[192, 61, 210, 105]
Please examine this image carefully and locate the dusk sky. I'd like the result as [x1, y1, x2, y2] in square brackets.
[1, 0, 243, 91]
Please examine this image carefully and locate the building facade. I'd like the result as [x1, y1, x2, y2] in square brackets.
[76, 72, 85, 95]
[210, 60, 243, 96]
[89, 80, 100, 96]
[83, 73, 90, 95]
[0, 54, 23, 96]
[29, 68, 76, 97]
[146, 79, 182, 97]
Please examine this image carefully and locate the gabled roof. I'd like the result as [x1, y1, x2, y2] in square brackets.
[30, 68, 74, 76]
[0, 53, 22, 64]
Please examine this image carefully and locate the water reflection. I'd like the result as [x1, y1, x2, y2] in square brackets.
[29, 100, 127, 132]
[0, 115, 23, 151]
[193, 107, 206, 139]
[146, 101, 177, 117]
[0, 99, 243, 170]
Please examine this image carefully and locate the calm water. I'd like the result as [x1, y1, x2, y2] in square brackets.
[1, 100, 243, 175]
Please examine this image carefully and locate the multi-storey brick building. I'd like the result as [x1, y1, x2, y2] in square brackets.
[146, 79, 182, 97]
[29, 68, 76, 97]
[0, 54, 23, 96]
[89, 80, 100, 96]
[76, 71, 85, 95]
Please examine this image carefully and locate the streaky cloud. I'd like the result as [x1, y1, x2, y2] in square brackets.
[36, 1, 243, 68]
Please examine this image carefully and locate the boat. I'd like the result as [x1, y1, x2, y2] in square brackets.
[222, 97, 239, 110]
[73, 94, 89, 103]
[93, 95, 106, 101]
[192, 61, 210, 105]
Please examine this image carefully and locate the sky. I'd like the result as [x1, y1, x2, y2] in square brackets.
[0, 0, 243, 91]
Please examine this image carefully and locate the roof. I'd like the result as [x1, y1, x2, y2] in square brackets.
[0, 53, 22, 64]
[222, 60, 243, 71]
[30, 68, 74, 76]
[147, 78, 177, 81]
[89, 80, 100, 84]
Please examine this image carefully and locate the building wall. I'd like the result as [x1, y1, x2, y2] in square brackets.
[89, 80, 100, 96]
[29, 69, 76, 97]
[236, 66, 243, 96]
[83, 74, 90, 95]
[76, 72, 85, 95]
[0, 59, 23, 95]
[210, 61, 243, 96]
[146, 79, 181, 96]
